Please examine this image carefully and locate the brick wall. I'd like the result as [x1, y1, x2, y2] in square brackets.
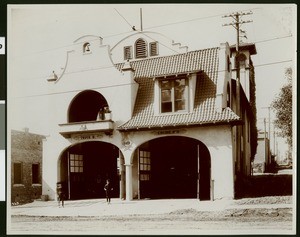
[11, 130, 45, 204]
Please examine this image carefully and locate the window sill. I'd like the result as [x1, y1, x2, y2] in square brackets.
[13, 184, 24, 187]
[32, 184, 42, 187]
[157, 111, 191, 116]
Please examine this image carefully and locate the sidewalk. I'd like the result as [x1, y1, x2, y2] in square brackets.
[9, 198, 293, 217]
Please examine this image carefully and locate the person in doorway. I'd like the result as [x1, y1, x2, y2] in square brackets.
[104, 179, 113, 204]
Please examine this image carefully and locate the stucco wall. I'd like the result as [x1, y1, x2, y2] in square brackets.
[110, 31, 188, 63]
[42, 124, 234, 201]
[42, 36, 237, 201]
[121, 125, 234, 200]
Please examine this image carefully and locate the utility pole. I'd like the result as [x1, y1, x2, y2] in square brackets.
[273, 124, 276, 155]
[261, 106, 271, 141]
[262, 106, 271, 158]
[222, 11, 252, 178]
[223, 11, 252, 117]
[140, 8, 143, 31]
[264, 118, 268, 166]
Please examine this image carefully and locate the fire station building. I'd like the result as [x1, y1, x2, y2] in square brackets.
[42, 30, 257, 201]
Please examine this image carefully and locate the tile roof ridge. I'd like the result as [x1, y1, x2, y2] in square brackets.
[114, 46, 220, 66]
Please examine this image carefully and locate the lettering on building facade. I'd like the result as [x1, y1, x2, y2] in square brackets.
[153, 129, 187, 136]
[70, 133, 104, 142]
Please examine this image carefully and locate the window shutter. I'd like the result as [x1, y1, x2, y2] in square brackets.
[150, 42, 158, 56]
[135, 39, 147, 58]
[124, 46, 132, 60]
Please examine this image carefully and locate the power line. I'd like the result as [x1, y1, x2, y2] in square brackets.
[11, 57, 293, 90]
[12, 82, 137, 99]
[12, 31, 293, 65]
[9, 8, 294, 83]
[145, 7, 261, 30]
[114, 8, 135, 31]
[254, 59, 293, 68]
[11, 30, 134, 58]
[145, 13, 225, 30]
[11, 7, 263, 59]
[254, 34, 293, 44]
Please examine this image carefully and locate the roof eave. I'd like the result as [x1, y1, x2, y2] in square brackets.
[230, 43, 257, 55]
[117, 119, 243, 132]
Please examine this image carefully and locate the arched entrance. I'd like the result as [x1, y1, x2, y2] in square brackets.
[135, 136, 211, 200]
[68, 90, 108, 123]
[58, 141, 120, 200]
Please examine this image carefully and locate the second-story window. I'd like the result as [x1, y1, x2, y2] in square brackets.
[135, 38, 147, 58]
[124, 46, 132, 60]
[160, 78, 188, 113]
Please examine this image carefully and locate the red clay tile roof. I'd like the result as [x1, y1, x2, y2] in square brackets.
[116, 48, 241, 131]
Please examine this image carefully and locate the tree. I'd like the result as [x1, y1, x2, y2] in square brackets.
[272, 67, 293, 149]
[249, 61, 258, 161]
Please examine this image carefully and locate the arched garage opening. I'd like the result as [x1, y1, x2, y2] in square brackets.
[58, 141, 120, 200]
[135, 136, 211, 200]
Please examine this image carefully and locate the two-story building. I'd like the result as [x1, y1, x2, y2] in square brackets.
[42, 30, 257, 201]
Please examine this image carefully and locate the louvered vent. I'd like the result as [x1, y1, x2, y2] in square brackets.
[124, 46, 132, 60]
[135, 38, 147, 58]
[150, 42, 158, 56]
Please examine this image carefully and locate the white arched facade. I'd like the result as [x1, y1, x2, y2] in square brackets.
[117, 125, 234, 201]
[41, 32, 255, 203]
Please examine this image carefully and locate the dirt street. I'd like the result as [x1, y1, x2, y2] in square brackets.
[9, 173, 294, 235]
[10, 203, 293, 235]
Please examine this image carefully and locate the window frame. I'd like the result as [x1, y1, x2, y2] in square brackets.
[139, 150, 151, 181]
[32, 163, 40, 184]
[159, 77, 189, 114]
[135, 38, 148, 59]
[70, 154, 84, 173]
[149, 42, 158, 56]
[13, 162, 23, 185]
[124, 46, 133, 60]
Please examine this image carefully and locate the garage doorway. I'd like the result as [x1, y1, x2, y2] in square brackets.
[58, 141, 120, 200]
[137, 136, 211, 200]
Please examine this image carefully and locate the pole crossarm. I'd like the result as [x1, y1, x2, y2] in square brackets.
[222, 11, 253, 38]
[222, 11, 253, 18]
[222, 20, 252, 27]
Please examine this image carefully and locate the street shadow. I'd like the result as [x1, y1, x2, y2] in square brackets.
[236, 172, 292, 199]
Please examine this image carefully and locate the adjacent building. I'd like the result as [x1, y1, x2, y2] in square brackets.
[11, 129, 45, 204]
[254, 130, 273, 173]
[42, 30, 257, 201]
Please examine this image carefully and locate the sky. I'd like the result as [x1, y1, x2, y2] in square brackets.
[7, 4, 296, 160]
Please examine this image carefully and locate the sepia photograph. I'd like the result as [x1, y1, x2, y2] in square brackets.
[6, 3, 296, 235]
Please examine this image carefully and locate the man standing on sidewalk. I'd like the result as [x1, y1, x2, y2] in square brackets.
[56, 182, 66, 208]
[104, 179, 113, 204]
